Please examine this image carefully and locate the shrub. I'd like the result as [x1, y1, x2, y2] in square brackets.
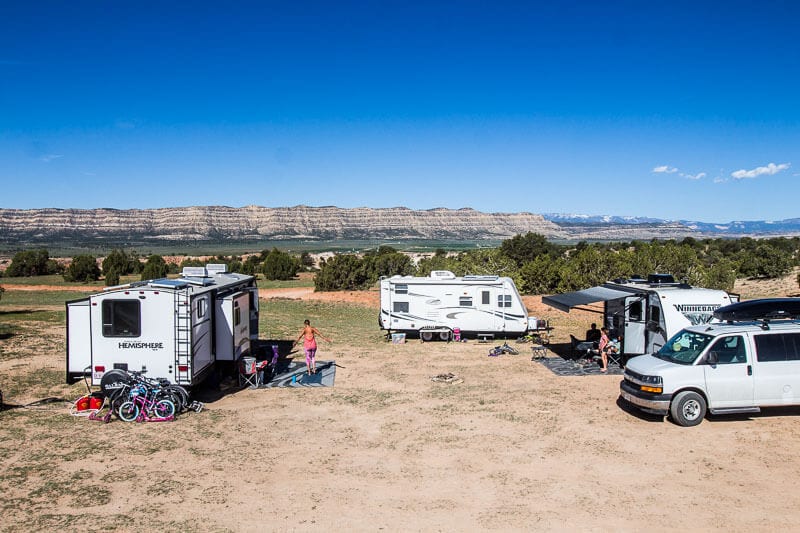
[104, 266, 120, 286]
[102, 249, 140, 276]
[314, 254, 370, 291]
[141, 255, 169, 280]
[6, 249, 59, 277]
[262, 248, 301, 280]
[64, 255, 101, 282]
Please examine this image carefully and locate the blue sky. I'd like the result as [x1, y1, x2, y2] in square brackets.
[1, 1, 798, 222]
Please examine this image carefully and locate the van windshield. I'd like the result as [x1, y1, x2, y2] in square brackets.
[654, 330, 713, 365]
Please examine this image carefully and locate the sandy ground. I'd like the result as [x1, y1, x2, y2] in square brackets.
[2, 271, 800, 531]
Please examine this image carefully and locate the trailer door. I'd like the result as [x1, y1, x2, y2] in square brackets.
[623, 296, 646, 354]
[66, 299, 91, 382]
[215, 292, 251, 360]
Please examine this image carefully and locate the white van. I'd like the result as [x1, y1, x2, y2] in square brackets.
[620, 298, 800, 426]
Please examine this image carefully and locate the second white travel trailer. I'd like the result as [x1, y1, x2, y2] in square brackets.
[543, 274, 738, 357]
[66, 265, 259, 387]
[379, 270, 535, 340]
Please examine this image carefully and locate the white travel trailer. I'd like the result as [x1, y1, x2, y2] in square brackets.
[379, 270, 535, 340]
[66, 265, 259, 386]
[543, 274, 738, 357]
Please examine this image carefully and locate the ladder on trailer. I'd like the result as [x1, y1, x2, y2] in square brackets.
[174, 292, 191, 384]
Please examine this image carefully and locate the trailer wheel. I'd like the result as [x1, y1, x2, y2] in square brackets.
[439, 330, 451, 341]
[420, 331, 434, 342]
[669, 391, 706, 427]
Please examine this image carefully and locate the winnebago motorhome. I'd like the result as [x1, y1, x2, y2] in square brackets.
[543, 274, 738, 356]
[66, 265, 258, 386]
[379, 270, 535, 340]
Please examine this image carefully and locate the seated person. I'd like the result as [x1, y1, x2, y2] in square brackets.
[585, 323, 601, 343]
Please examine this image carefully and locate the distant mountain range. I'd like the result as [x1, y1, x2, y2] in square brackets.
[542, 213, 800, 237]
[0, 206, 798, 248]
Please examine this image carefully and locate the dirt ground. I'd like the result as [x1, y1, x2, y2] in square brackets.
[2, 272, 800, 531]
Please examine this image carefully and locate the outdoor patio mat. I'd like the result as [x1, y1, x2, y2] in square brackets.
[262, 359, 336, 388]
[535, 356, 623, 377]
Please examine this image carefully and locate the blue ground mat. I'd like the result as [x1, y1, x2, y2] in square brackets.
[262, 359, 336, 388]
[536, 356, 623, 377]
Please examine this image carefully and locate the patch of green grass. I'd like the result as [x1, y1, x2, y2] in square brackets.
[0, 290, 89, 307]
[260, 299, 379, 345]
[257, 277, 314, 290]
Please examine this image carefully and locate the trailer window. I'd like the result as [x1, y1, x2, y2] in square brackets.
[497, 295, 512, 308]
[393, 302, 409, 313]
[197, 298, 207, 319]
[395, 284, 408, 295]
[482, 291, 490, 305]
[234, 307, 241, 327]
[102, 300, 141, 337]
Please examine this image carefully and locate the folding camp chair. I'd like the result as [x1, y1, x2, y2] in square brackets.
[605, 345, 623, 368]
[238, 356, 261, 389]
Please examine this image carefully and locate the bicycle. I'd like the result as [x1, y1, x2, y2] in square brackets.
[117, 383, 175, 423]
[488, 342, 520, 356]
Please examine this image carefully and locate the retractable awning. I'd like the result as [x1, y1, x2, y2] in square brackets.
[542, 286, 634, 313]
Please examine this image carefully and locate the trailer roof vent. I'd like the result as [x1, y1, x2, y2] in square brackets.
[430, 270, 456, 279]
[182, 266, 207, 278]
[463, 275, 500, 281]
[206, 263, 228, 275]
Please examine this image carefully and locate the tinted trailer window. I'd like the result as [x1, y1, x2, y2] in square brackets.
[102, 300, 141, 337]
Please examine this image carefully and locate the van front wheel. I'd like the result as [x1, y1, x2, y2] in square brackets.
[670, 391, 706, 427]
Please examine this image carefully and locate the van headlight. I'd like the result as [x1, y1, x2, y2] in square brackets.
[630, 374, 663, 394]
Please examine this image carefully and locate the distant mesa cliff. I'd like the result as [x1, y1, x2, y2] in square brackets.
[0, 205, 568, 242]
[5, 205, 784, 244]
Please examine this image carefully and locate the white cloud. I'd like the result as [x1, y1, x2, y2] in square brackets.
[652, 165, 678, 174]
[680, 172, 706, 180]
[713, 176, 727, 184]
[39, 154, 63, 163]
[731, 162, 790, 180]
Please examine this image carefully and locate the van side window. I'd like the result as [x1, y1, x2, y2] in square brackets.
[393, 301, 409, 313]
[707, 335, 746, 364]
[754, 333, 800, 362]
[102, 300, 141, 337]
[628, 300, 642, 321]
[647, 304, 658, 325]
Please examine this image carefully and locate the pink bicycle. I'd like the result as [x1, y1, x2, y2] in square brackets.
[117, 383, 175, 423]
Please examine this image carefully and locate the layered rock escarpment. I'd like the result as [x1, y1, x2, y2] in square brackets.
[0, 205, 569, 241]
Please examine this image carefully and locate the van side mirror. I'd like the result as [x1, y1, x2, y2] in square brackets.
[707, 351, 718, 365]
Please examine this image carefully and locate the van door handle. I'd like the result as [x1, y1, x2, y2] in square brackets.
[747, 365, 752, 376]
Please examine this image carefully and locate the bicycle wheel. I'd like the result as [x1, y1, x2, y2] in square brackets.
[167, 385, 190, 412]
[506, 346, 520, 355]
[117, 400, 140, 422]
[153, 399, 175, 419]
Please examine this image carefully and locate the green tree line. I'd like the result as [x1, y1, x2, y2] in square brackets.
[3, 235, 799, 294]
[313, 234, 800, 294]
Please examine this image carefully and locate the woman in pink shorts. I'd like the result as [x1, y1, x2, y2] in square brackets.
[293, 319, 331, 375]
